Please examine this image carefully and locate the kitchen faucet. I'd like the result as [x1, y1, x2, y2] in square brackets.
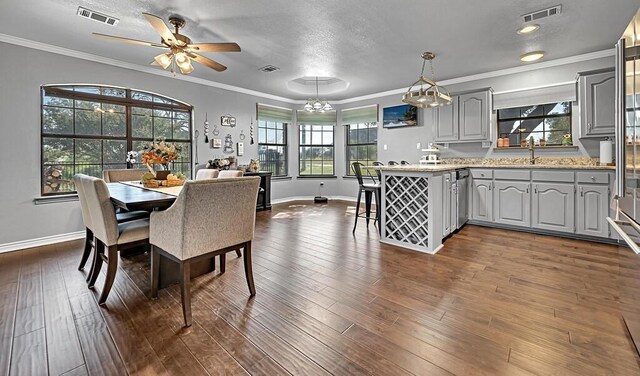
[528, 136, 538, 165]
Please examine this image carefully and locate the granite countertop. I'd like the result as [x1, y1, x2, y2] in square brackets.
[374, 157, 616, 172]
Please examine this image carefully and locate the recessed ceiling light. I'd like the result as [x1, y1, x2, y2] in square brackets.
[517, 24, 540, 34]
[520, 51, 545, 62]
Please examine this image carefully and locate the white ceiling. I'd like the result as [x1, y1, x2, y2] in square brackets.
[1, 0, 638, 100]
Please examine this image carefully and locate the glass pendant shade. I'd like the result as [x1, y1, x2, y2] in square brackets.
[179, 60, 194, 74]
[402, 52, 452, 108]
[154, 53, 172, 69]
[302, 77, 332, 113]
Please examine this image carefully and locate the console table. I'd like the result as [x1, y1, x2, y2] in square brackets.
[245, 171, 272, 211]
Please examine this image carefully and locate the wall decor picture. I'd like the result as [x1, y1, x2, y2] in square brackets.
[221, 115, 236, 127]
[223, 134, 234, 154]
[211, 138, 222, 148]
[237, 142, 244, 156]
[383, 104, 418, 128]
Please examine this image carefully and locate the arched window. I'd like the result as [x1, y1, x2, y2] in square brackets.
[41, 85, 193, 195]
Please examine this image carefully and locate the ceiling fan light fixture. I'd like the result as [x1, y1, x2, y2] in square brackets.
[154, 53, 172, 69]
[179, 60, 194, 74]
[402, 52, 452, 108]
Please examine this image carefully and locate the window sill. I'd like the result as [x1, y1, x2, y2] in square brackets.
[34, 194, 79, 205]
[272, 176, 293, 181]
[296, 175, 338, 179]
[342, 175, 359, 179]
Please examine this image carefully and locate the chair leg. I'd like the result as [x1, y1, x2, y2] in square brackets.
[364, 190, 373, 227]
[150, 245, 160, 299]
[235, 249, 242, 257]
[98, 245, 118, 306]
[243, 241, 256, 296]
[220, 253, 226, 274]
[180, 261, 192, 327]
[375, 189, 382, 235]
[79, 227, 93, 271]
[87, 239, 104, 288]
[353, 187, 363, 233]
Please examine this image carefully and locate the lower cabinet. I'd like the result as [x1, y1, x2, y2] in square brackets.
[443, 173, 452, 237]
[493, 181, 531, 227]
[471, 179, 492, 222]
[532, 183, 575, 233]
[576, 184, 609, 237]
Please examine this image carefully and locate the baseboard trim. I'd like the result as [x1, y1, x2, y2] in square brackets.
[0, 231, 85, 254]
[272, 195, 357, 205]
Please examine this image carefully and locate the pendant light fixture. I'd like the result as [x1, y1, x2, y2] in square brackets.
[303, 77, 332, 112]
[402, 52, 452, 108]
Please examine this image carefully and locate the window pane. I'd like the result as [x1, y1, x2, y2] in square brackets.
[101, 88, 126, 97]
[75, 100, 99, 110]
[154, 117, 172, 139]
[43, 107, 73, 134]
[132, 114, 152, 138]
[498, 108, 520, 119]
[74, 87, 100, 95]
[75, 109, 101, 136]
[544, 102, 570, 115]
[519, 105, 544, 118]
[545, 117, 570, 133]
[131, 91, 153, 102]
[153, 109, 172, 118]
[75, 139, 101, 163]
[266, 128, 276, 143]
[103, 140, 126, 164]
[103, 112, 126, 136]
[546, 131, 568, 145]
[43, 96, 72, 108]
[43, 137, 73, 164]
[173, 119, 190, 140]
[132, 107, 152, 116]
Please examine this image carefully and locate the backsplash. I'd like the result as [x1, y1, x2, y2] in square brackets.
[441, 157, 602, 166]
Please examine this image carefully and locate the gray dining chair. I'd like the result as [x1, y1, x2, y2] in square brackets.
[78, 174, 150, 305]
[218, 170, 244, 178]
[103, 168, 148, 182]
[149, 177, 261, 327]
[195, 169, 219, 180]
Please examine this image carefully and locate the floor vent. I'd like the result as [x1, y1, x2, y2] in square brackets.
[77, 7, 119, 26]
[259, 65, 280, 73]
[522, 5, 562, 23]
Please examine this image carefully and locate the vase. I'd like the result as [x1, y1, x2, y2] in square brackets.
[155, 170, 171, 180]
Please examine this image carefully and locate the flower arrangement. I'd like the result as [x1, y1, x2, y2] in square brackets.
[126, 150, 138, 168]
[141, 138, 182, 170]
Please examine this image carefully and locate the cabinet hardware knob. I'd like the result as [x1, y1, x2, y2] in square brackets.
[590, 176, 596, 181]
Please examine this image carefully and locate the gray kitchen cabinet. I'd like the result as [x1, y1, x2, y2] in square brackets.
[471, 179, 492, 222]
[459, 90, 491, 141]
[576, 184, 609, 238]
[532, 183, 575, 233]
[433, 96, 459, 142]
[493, 181, 531, 227]
[578, 69, 615, 137]
[443, 172, 452, 237]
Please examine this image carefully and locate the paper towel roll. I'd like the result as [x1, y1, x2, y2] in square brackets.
[600, 140, 613, 165]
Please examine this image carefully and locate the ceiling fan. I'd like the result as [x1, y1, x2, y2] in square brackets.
[93, 13, 240, 75]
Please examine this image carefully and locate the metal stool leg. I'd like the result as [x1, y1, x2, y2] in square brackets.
[353, 186, 363, 232]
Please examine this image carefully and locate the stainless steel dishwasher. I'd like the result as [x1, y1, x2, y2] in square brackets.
[455, 169, 469, 229]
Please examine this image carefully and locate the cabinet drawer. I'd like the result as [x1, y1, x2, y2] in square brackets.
[532, 170, 574, 183]
[470, 169, 493, 179]
[576, 171, 610, 184]
[494, 169, 531, 181]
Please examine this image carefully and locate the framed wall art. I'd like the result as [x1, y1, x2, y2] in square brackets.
[211, 138, 222, 148]
[382, 104, 418, 128]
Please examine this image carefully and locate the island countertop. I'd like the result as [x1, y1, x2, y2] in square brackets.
[373, 157, 615, 172]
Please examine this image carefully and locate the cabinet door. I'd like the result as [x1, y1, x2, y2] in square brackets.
[459, 91, 490, 141]
[471, 179, 492, 222]
[493, 181, 531, 227]
[576, 184, 609, 238]
[580, 71, 615, 136]
[532, 183, 575, 233]
[442, 173, 452, 237]
[433, 97, 459, 142]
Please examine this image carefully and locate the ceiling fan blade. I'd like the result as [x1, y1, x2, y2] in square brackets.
[93, 33, 166, 48]
[142, 13, 175, 45]
[191, 53, 227, 72]
[187, 43, 241, 53]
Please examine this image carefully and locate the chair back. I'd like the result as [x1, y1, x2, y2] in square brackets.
[372, 161, 384, 182]
[81, 175, 119, 246]
[388, 161, 399, 166]
[218, 170, 244, 178]
[195, 169, 219, 180]
[401, 160, 410, 165]
[103, 168, 148, 182]
[351, 162, 365, 186]
[152, 177, 260, 260]
[72, 174, 93, 231]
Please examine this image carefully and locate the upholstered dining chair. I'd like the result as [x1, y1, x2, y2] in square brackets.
[218, 170, 244, 178]
[103, 168, 148, 183]
[77, 174, 150, 305]
[195, 169, 220, 180]
[149, 177, 261, 327]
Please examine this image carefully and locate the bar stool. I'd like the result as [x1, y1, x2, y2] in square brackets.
[372, 161, 384, 183]
[401, 160, 410, 165]
[388, 161, 399, 166]
[351, 162, 381, 234]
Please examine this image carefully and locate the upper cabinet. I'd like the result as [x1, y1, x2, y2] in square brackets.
[432, 88, 492, 143]
[578, 69, 615, 137]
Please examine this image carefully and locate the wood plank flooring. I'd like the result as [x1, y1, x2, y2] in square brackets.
[1, 200, 640, 375]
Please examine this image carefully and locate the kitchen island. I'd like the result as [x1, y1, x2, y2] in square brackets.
[377, 160, 615, 254]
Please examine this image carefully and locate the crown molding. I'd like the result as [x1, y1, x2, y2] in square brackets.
[0, 33, 300, 104]
[333, 48, 615, 105]
[0, 33, 614, 105]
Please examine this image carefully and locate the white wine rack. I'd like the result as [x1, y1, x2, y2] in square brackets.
[384, 175, 430, 248]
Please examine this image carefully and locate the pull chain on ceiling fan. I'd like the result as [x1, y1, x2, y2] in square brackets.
[93, 13, 241, 75]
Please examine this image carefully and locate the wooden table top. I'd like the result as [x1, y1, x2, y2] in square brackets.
[107, 182, 177, 212]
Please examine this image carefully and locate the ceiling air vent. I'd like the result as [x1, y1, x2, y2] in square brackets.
[259, 65, 280, 73]
[77, 7, 119, 26]
[522, 5, 562, 23]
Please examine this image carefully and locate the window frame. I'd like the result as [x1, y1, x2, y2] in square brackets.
[298, 124, 335, 177]
[40, 84, 193, 196]
[496, 102, 572, 147]
[257, 119, 289, 177]
[345, 122, 378, 176]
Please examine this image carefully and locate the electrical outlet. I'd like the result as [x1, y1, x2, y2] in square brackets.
[416, 142, 421, 149]
[320, 182, 325, 187]
[383, 144, 388, 150]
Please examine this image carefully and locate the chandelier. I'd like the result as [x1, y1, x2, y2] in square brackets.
[154, 49, 194, 75]
[402, 52, 452, 108]
[303, 77, 333, 112]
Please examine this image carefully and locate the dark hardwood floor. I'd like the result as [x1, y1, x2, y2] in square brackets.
[2, 200, 640, 375]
